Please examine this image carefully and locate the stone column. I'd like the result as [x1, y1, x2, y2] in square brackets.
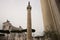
[40, 0, 60, 40]
[27, 2, 32, 40]
[49, 0, 60, 34]
[40, 0, 56, 32]
[40, 0, 60, 33]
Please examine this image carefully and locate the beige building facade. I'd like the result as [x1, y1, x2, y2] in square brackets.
[2, 20, 26, 40]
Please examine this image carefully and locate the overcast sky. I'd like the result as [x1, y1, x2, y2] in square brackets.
[0, 0, 44, 36]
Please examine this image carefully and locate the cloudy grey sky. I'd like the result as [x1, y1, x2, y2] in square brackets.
[0, 0, 44, 36]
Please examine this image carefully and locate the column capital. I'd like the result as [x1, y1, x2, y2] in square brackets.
[27, 2, 32, 10]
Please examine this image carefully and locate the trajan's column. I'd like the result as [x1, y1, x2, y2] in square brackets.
[27, 2, 32, 40]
